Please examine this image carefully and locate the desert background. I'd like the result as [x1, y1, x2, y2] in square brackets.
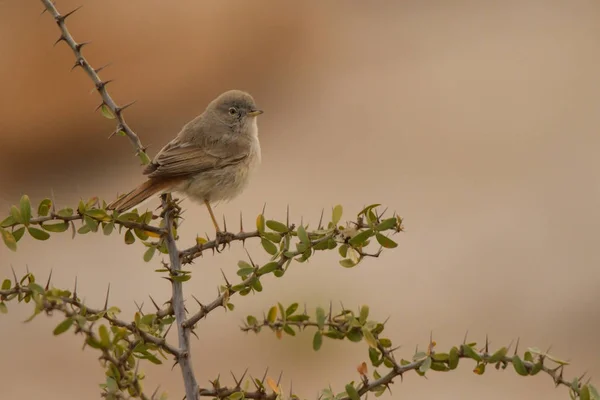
[1, 1, 600, 399]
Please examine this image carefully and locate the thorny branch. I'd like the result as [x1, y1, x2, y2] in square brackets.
[40, 0, 150, 164]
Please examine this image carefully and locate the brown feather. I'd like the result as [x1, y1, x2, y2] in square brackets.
[107, 179, 173, 212]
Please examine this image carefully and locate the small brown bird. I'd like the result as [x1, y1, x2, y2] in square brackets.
[107, 90, 263, 232]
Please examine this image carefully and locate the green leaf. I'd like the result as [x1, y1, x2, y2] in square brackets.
[1, 279, 10, 290]
[256, 214, 265, 233]
[228, 392, 244, 400]
[339, 258, 356, 268]
[488, 346, 507, 363]
[0, 215, 16, 228]
[375, 233, 397, 248]
[358, 204, 381, 217]
[237, 267, 255, 277]
[461, 344, 482, 362]
[261, 238, 277, 255]
[332, 205, 343, 226]
[266, 220, 288, 233]
[589, 384, 600, 400]
[359, 305, 369, 324]
[313, 331, 323, 351]
[138, 151, 151, 165]
[286, 303, 299, 317]
[77, 224, 91, 234]
[37, 199, 52, 217]
[103, 222, 115, 236]
[124, 230, 135, 245]
[316, 307, 326, 330]
[349, 229, 374, 246]
[28, 227, 50, 241]
[10, 205, 22, 224]
[297, 225, 309, 246]
[267, 306, 277, 323]
[20, 195, 32, 226]
[362, 327, 377, 348]
[0, 302, 7, 314]
[512, 355, 528, 376]
[581, 385, 591, 400]
[85, 209, 110, 221]
[12, 227, 25, 242]
[419, 356, 432, 373]
[56, 208, 73, 218]
[53, 318, 74, 335]
[345, 384, 360, 400]
[283, 324, 296, 336]
[0, 228, 17, 251]
[99, 325, 111, 348]
[375, 217, 397, 231]
[171, 274, 191, 282]
[100, 104, 115, 119]
[246, 315, 258, 326]
[258, 262, 279, 275]
[448, 346, 459, 369]
[252, 278, 263, 292]
[143, 247, 156, 262]
[238, 260, 253, 269]
[41, 222, 69, 232]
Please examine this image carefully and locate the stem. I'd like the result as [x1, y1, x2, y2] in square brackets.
[162, 195, 198, 400]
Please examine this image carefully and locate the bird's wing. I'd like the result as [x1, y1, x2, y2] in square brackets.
[143, 140, 248, 178]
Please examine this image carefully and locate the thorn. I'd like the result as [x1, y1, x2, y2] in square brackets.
[261, 367, 269, 384]
[73, 276, 78, 299]
[462, 330, 469, 345]
[231, 371, 241, 388]
[10, 266, 18, 287]
[190, 329, 199, 340]
[116, 100, 137, 114]
[250, 375, 260, 390]
[61, 5, 83, 21]
[151, 386, 160, 400]
[286, 204, 290, 227]
[149, 295, 160, 311]
[220, 269, 231, 287]
[163, 321, 173, 338]
[71, 58, 84, 72]
[75, 41, 91, 52]
[318, 208, 324, 229]
[45, 269, 53, 290]
[390, 345, 402, 353]
[289, 380, 294, 399]
[239, 368, 248, 386]
[506, 339, 514, 353]
[103, 283, 111, 310]
[276, 371, 283, 386]
[239, 211, 244, 233]
[244, 247, 256, 267]
[328, 301, 333, 322]
[95, 79, 114, 91]
[53, 35, 65, 47]
[94, 62, 112, 74]
[26, 265, 30, 275]
[171, 360, 178, 371]
[223, 215, 227, 233]
[261, 202, 266, 216]
[94, 102, 105, 112]
[513, 338, 520, 356]
[191, 294, 203, 308]
[485, 334, 489, 354]
[134, 300, 144, 315]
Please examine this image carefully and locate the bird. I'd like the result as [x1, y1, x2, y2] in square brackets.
[107, 89, 263, 232]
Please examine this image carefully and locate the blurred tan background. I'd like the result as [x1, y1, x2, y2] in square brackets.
[2, 1, 600, 399]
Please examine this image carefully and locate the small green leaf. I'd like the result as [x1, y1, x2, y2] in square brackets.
[138, 151, 151, 165]
[339, 258, 356, 268]
[258, 262, 279, 275]
[267, 306, 277, 323]
[12, 227, 25, 242]
[349, 229, 374, 246]
[589, 384, 600, 400]
[103, 222, 115, 236]
[0, 302, 6, 314]
[57, 208, 73, 218]
[345, 384, 360, 400]
[237, 267, 255, 277]
[99, 324, 111, 348]
[41, 222, 69, 232]
[143, 247, 156, 262]
[581, 385, 591, 400]
[37, 199, 52, 217]
[461, 344, 482, 362]
[512, 355, 529, 376]
[171, 274, 191, 282]
[286, 303, 299, 317]
[332, 205, 343, 226]
[85, 209, 110, 221]
[246, 315, 258, 326]
[28, 227, 50, 241]
[297, 225, 309, 246]
[1, 279, 10, 290]
[53, 318, 74, 335]
[313, 331, 323, 351]
[0, 215, 16, 228]
[283, 324, 296, 336]
[448, 346, 459, 370]
[261, 238, 277, 255]
[359, 305, 369, 324]
[488, 346, 507, 363]
[238, 260, 253, 269]
[362, 327, 377, 348]
[0, 228, 17, 251]
[100, 104, 116, 119]
[256, 214, 265, 233]
[10, 206, 22, 224]
[266, 220, 288, 233]
[124, 230, 135, 244]
[419, 356, 432, 373]
[19, 195, 32, 226]
[228, 392, 244, 400]
[375, 233, 397, 248]
[316, 307, 326, 330]
[375, 217, 397, 231]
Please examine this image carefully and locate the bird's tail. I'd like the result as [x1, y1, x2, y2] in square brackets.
[107, 179, 170, 213]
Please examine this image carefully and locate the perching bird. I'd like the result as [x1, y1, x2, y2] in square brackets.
[107, 89, 263, 232]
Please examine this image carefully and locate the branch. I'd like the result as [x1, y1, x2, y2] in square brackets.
[39, 0, 150, 164]
[179, 231, 260, 264]
[161, 195, 199, 400]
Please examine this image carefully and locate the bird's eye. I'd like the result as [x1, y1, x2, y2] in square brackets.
[228, 107, 238, 115]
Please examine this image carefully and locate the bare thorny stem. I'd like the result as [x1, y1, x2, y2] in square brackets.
[162, 195, 199, 399]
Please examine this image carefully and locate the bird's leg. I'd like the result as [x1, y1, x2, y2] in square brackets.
[204, 199, 221, 232]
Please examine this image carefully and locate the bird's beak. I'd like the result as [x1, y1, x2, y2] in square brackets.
[247, 109, 264, 117]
